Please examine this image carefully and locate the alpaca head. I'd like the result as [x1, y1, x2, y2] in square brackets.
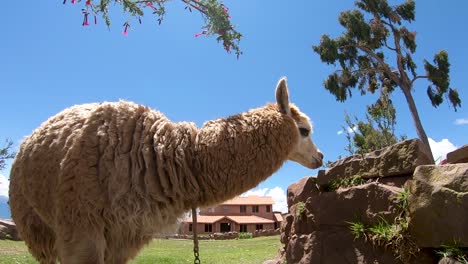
[275, 77, 323, 169]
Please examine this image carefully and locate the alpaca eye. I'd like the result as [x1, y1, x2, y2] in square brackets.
[299, 128, 309, 137]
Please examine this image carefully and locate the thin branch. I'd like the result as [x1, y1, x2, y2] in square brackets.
[384, 39, 397, 51]
[335, 67, 386, 76]
[133, 0, 209, 15]
[341, 44, 401, 86]
[410, 75, 428, 86]
[386, 17, 413, 90]
[180, 0, 209, 14]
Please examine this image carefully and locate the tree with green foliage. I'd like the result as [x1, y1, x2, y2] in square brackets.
[63, 0, 242, 57]
[313, 0, 461, 163]
[344, 92, 406, 155]
[0, 139, 15, 171]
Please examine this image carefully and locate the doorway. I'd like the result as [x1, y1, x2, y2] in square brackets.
[220, 222, 231, 233]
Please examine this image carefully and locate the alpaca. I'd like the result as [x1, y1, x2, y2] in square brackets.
[9, 77, 323, 264]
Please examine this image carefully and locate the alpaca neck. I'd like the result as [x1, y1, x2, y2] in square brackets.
[193, 104, 298, 207]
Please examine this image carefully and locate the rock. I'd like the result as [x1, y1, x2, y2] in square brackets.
[285, 233, 316, 264]
[378, 174, 413, 188]
[295, 183, 403, 229]
[282, 182, 409, 263]
[439, 257, 465, 264]
[280, 214, 294, 244]
[317, 139, 432, 186]
[285, 228, 398, 264]
[446, 145, 468, 164]
[287, 176, 319, 208]
[253, 229, 279, 237]
[284, 227, 436, 264]
[0, 219, 20, 241]
[408, 164, 468, 247]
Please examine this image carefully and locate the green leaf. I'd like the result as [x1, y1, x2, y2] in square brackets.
[396, 0, 415, 22]
[449, 88, 461, 111]
[313, 35, 339, 64]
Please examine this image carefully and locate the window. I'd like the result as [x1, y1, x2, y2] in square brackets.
[240, 205, 246, 213]
[252, 205, 259, 213]
[223, 206, 229, 213]
[204, 224, 212, 232]
[208, 207, 214, 213]
[189, 224, 193, 232]
[256, 224, 263, 230]
[266, 205, 271, 213]
[240, 224, 247, 233]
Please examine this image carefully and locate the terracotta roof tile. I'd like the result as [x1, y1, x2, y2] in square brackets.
[226, 215, 274, 224]
[274, 213, 283, 222]
[221, 195, 274, 205]
[181, 215, 226, 223]
[181, 215, 274, 224]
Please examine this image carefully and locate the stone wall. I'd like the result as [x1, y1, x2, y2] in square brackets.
[275, 139, 468, 264]
[0, 219, 20, 241]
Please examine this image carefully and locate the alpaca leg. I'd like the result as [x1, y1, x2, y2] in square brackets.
[9, 189, 57, 264]
[104, 232, 150, 263]
[56, 230, 106, 264]
[105, 246, 141, 264]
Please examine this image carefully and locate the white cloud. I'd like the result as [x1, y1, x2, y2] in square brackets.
[454, 118, 468, 125]
[243, 187, 288, 213]
[0, 173, 8, 198]
[337, 126, 357, 136]
[429, 138, 458, 163]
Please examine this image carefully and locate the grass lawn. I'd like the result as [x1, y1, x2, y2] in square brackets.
[0, 235, 282, 264]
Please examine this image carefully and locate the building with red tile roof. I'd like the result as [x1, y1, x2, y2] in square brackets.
[180, 195, 283, 234]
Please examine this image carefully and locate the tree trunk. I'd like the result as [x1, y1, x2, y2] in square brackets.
[400, 85, 435, 164]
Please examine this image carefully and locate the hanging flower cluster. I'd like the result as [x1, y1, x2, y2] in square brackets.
[62, 0, 242, 57]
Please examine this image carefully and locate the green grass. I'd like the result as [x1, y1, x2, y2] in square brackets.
[347, 221, 366, 240]
[295, 202, 306, 216]
[346, 217, 418, 262]
[323, 175, 367, 191]
[0, 235, 282, 264]
[436, 242, 468, 264]
[238, 232, 253, 239]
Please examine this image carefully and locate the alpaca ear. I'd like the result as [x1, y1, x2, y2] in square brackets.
[275, 77, 291, 115]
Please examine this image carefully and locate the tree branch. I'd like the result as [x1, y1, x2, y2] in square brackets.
[410, 75, 428, 86]
[384, 39, 396, 51]
[386, 17, 413, 90]
[342, 44, 401, 86]
[335, 67, 386, 76]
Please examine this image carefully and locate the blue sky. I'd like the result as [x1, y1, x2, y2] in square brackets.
[1, 0, 467, 214]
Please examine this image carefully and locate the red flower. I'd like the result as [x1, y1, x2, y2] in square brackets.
[146, 1, 156, 10]
[123, 23, 130, 36]
[194, 30, 207, 38]
[82, 10, 89, 26]
[222, 5, 231, 18]
[86, 0, 91, 5]
[71, 0, 76, 4]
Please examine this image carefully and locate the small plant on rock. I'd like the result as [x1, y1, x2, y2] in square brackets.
[347, 221, 366, 240]
[397, 188, 410, 212]
[323, 175, 367, 192]
[437, 242, 468, 264]
[295, 202, 306, 217]
[347, 216, 418, 262]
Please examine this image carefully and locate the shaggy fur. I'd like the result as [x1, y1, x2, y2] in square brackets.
[9, 79, 321, 264]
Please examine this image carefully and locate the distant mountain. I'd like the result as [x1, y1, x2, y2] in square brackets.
[0, 195, 11, 219]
